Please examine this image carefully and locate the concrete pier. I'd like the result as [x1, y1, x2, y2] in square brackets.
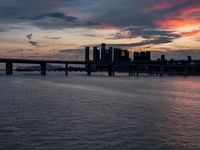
[184, 65, 188, 76]
[160, 66, 164, 76]
[87, 63, 91, 76]
[128, 65, 133, 76]
[40, 63, 46, 75]
[108, 64, 113, 76]
[136, 64, 139, 76]
[65, 63, 68, 76]
[6, 62, 13, 75]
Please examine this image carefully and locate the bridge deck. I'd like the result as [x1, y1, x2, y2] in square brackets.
[1, 58, 200, 64]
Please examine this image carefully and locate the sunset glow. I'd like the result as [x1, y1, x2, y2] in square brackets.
[0, 0, 200, 60]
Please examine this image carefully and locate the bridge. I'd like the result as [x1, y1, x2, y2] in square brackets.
[1, 44, 200, 76]
[0, 58, 87, 76]
[1, 57, 200, 76]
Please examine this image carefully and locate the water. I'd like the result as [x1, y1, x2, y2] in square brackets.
[0, 72, 200, 150]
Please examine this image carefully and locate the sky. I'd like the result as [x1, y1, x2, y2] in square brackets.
[0, 0, 200, 60]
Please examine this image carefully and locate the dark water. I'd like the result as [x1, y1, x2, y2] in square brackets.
[0, 73, 200, 150]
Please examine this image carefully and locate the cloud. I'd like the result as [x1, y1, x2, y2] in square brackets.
[7, 48, 23, 53]
[25, 33, 39, 47]
[88, 36, 176, 49]
[155, 19, 200, 29]
[28, 41, 39, 47]
[0, 0, 200, 54]
[26, 33, 32, 40]
[181, 28, 200, 36]
[84, 34, 97, 37]
[44, 36, 61, 40]
[111, 26, 180, 40]
[18, 11, 101, 30]
[148, 1, 200, 36]
[29, 12, 78, 22]
[58, 49, 83, 54]
[0, 27, 8, 32]
[85, 21, 101, 26]
[143, 1, 174, 13]
[110, 37, 174, 48]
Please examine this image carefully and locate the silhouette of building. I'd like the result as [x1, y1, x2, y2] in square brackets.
[161, 55, 166, 61]
[93, 46, 100, 63]
[114, 48, 120, 62]
[113, 48, 130, 62]
[133, 52, 140, 61]
[134, 51, 151, 61]
[92, 43, 131, 63]
[120, 50, 130, 61]
[188, 56, 192, 62]
[88, 44, 151, 63]
[85, 47, 90, 63]
[109, 47, 113, 64]
[146, 51, 151, 61]
[101, 43, 106, 63]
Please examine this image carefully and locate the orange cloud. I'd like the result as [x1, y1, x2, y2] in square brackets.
[155, 19, 200, 28]
[152, 1, 173, 11]
[143, 1, 173, 13]
[155, 4, 200, 29]
[181, 29, 200, 36]
[179, 6, 200, 17]
[143, 0, 190, 13]
[97, 25, 120, 30]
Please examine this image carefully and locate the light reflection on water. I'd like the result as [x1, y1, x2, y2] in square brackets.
[0, 73, 200, 150]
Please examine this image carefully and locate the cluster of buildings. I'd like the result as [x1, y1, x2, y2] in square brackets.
[133, 51, 151, 61]
[85, 43, 152, 63]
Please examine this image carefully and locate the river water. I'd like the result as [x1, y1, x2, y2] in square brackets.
[0, 72, 200, 150]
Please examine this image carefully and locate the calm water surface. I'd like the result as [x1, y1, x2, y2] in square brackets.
[0, 73, 200, 150]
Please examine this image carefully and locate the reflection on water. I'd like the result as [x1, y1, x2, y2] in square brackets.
[0, 73, 200, 150]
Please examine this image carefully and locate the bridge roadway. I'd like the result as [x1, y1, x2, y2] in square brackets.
[0, 58, 200, 76]
[0, 58, 85, 64]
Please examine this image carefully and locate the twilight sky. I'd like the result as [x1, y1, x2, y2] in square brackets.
[0, 0, 200, 60]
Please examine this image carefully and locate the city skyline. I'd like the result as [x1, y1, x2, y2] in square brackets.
[0, 0, 200, 60]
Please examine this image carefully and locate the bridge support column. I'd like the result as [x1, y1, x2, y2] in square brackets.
[184, 65, 188, 76]
[6, 62, 13, 75]
[108, 47, 114, 77]
[87, 63, 91, 76]
[108, 64, 113, 76]
[40, 63, 46, 75]
[160, 66, 164, 76]
[65, 63, 68, 76]
[136, 64, 139, 76]
[128, 65, 133, 76]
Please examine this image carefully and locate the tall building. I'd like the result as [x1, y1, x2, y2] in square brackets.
[188, 56, 192, 62]
[134, 51, 151, 61]
[93, 46, 100, 63]
[140, 52, 146, 61]
[146, 51, 151, 61]
[161, 55, 166, 61]
[109, 47, 113, 64]
[114, 48, 120, 62]
[134, 52, 140, 61]
[85, 47, 90, 63]
[101, 43, 106, 63]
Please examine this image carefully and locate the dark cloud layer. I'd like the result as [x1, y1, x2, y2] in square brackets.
[29, 12, 77, 22]
[0, 0, 200, 59]
[0, 0, 199, 33]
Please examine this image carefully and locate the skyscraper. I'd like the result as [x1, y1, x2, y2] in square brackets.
[101, 43, 106, 63]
